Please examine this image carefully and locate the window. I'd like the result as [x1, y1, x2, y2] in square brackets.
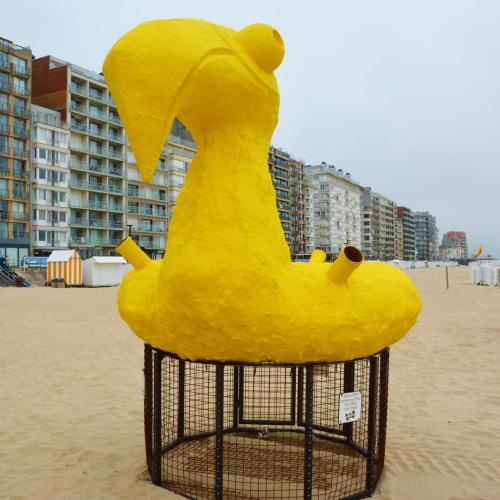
[13, 160, 23, 177]
[13, 223, 25, 238]
[0, 135, 8, 153]
[12, 56, 27, 71]
[38, 168, 46, 180]
[54, 132, 67, 147]
[38, 189, 47, 201]
[38, 230, 46, 242]
[0, 52, 7, 68]
[39, 209, 47, 221]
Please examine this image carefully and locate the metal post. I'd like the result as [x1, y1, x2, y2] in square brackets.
[343, 361, 355, 444]
[377, 349, 390, 477]
[297, 367, 304, 425]
[366, 356, 379, 493]
[232, 366, 239, 430]
[304, 366, 314, 500]
[215, 365, 225, 499]
[446, 266, 449, 289]
[152, 349, 164, 485]
[144, 344, 153, 475]
[177, 360, 185, 439]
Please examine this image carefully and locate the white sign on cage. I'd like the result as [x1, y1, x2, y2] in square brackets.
[339, 391, 362, 424]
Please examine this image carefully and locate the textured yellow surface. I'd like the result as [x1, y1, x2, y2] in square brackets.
[103, 19, 422, 363]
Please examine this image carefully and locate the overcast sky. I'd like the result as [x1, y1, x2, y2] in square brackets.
[4, 0, 499, 257]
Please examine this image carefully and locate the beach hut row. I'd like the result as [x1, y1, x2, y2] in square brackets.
[46, 250, 131, 287]
[470, 263, 500, 286]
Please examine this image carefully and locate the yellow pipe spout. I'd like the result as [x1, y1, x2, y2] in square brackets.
[328, 246, 363, 283]
[309, 249, 326, 264]
[116, 236, 151, 270]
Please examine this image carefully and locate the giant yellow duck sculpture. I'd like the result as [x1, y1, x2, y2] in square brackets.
[103, 19, 421, 363]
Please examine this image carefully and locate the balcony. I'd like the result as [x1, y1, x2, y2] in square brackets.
[70, 102, 87, 115]
[12, 211, 28, 221]
[88, 89, 106, 102]
[11, 64, 30, 76]
[88, 108, 107, 121]
[12, 106, 29, 118]
[13, 190, 27, 200]
[13, 126, 28, 138]
[13, 148, 28, 158]
[12, 84, 29, 96]
[107, 149, 123, 159]
[0, 80, 10, 92]
[0, 101, 9, 113]
[70, 83, 88, 97]
[70, 218, 88, 227]
[0, 166, 8, 176]
[109, 114, 122, 125]
[108, 167, 123, 177]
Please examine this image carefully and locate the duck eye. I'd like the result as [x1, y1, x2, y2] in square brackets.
[236, 23, 285, 73]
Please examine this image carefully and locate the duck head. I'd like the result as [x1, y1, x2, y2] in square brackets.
[103, 19, 285, 183]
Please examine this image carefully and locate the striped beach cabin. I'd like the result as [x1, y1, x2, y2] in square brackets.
[46, 250, 82, 286]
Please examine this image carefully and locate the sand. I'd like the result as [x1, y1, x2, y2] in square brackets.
[0, 266, 499, 499]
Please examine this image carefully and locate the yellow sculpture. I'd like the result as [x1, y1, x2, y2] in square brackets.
[103, 19, 422, 363]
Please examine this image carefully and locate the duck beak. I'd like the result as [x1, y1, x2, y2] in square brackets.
[102, 19, 230, 183]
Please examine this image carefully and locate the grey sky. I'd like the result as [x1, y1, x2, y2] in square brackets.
[4, 0, 499, 257]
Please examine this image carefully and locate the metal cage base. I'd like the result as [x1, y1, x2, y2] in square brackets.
[144, 346, 389, 500]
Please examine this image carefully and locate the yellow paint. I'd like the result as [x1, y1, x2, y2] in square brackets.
[104, 19, 422, 363]
[116, 237, 151, 270]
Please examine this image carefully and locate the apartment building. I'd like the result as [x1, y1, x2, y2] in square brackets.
[415, 211, 438, 260]
[268, 147, 305, 258]
[32, 56, 126, 258]
[0, 37, 31, 265]
[396, 206, 416, 260]
[361, 188, 396, 261]
[304, 163, 362, 258]
[439, 231, 467, 260]
[30, 105, 70, 255]
[395, 217, 404, 260]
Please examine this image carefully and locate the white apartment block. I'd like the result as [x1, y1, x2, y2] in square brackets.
[304, 163, 362, 257]
[30, 105, 70, 254]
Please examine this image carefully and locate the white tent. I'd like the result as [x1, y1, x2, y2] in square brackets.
[82, 256, 131, 287]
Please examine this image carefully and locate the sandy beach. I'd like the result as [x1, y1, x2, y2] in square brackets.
[0, 266, 499, 499]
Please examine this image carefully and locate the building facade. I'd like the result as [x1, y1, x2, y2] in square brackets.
[0, 37, 32, 265]
[361, 188, 396, 260]
[415, 211, 438, 260]
[30, 57, 309, 262]
[268, 147, 305, 259]
[32, 56, 126, 258]
[304, 163, 361, 258]
[439, 231, 467, 260]
[396, 206, 416, 260]
[30, 105, 70, 255]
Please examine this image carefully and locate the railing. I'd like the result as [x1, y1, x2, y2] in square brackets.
[0, 123, 8, 133]
[88, 108, 107, 120]
[11, 63, 30, 76]
[13, 126, 28, 137]
[0, 144, 9, 153]
[0, 167, 9, 176]
[0, 59, 8, 69]
[12, 84, 29, 96]
[109, 115, 121, 125]
[13, 148, 28, 158]
[12, 212, 28, 220]
[69, 199, 124, 212]
[13, 106, 29, 117]
[70, 218, 88, 227]
[0, 102, 9, 112]
[0, 81, 10, 92]
[70, 83, 88, 96]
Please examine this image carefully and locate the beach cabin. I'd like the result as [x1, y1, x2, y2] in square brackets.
[47, 250, 82, 286]
[82, 256, 130, 287]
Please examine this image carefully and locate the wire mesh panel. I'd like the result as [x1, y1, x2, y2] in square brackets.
[144, 346, 389, 500]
